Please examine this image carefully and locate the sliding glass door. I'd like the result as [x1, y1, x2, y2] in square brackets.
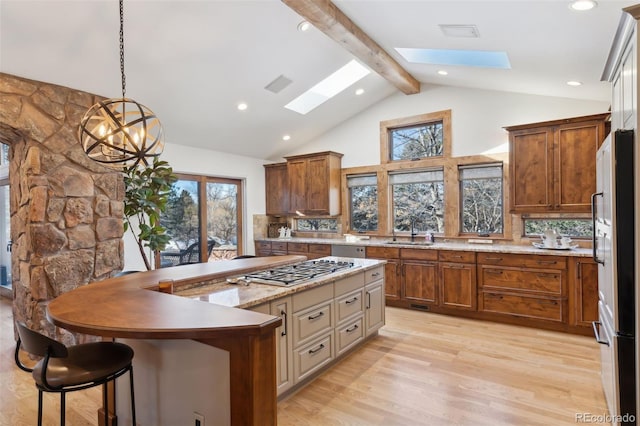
[158, 174, 243, 268]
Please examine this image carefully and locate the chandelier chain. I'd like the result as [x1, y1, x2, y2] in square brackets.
[119, 0, 126, 98]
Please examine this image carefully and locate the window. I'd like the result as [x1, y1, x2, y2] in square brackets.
[523, 218, 592, 239]
[159, 175, 243, 267]
[390, 169, 444, 233]
[380, 110, 451, 164]
[295, 218, 338, 232]
[347, 174, 378, 232]
[459, 164, 503, 234]
[389, 121, 443, 161]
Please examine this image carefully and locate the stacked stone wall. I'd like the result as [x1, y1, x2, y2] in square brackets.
[0, 73, 124, 344]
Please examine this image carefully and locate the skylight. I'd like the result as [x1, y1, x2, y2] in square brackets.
[285, 60, 370, 115]
[395, 48, 511, 69]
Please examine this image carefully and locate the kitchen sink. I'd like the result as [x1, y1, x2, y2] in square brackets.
[384, 240, 434, 246]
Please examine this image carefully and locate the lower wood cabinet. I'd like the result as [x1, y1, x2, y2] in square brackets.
[403, 260, 438, 304]
[254, 240, 331, 259]
[366, 247, 401, 301]
[439, 262, 476, 311]
[477, 252, 567, 323]
[570, 258, 598, 327]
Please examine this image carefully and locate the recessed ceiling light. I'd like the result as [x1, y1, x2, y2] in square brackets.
[237, 102, 248, 111]
[297, 20, 311, 32]
[570, 0, 597, 11]
[567, 80, 582, 86]
[285, 60, 371, 115]
[355, 88, 365, 95]
[282, 135, 291, 141]
[437, 70, 448, 76]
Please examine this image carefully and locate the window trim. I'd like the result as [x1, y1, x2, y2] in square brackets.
[155, 173, 244, 268]
[380, 109, 451, 165]
[458, 163, 504, 236]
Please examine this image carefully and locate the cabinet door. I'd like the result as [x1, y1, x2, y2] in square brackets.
[305, 156, 329, 213]
[402, 261, 438, 304]
[270, 297, 293, 394]
[365, 280, 385, 336]
[264, 163, 289, 216]
[383, 259, 401, 301]
[509, 129, 554, 212]
[573, 260, 598, 327]
[287, 159, 307, 214]
[440, 263, 477, 310]
[555, 121, 603, 212]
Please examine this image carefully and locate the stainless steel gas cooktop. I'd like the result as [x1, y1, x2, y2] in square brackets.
[242, 259, 357, 286]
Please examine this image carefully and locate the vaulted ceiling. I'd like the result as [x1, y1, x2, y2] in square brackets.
[1, 1, 634, 160]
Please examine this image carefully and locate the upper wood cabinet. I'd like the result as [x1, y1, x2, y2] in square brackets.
[264, 162, 289, 216]
[285, 151, 343, 216]
[504, 113, 609, 213]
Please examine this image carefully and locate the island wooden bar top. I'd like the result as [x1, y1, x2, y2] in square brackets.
[47, 255, 304, 426]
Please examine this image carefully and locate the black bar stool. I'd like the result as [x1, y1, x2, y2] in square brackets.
[14, 321, 136, 426]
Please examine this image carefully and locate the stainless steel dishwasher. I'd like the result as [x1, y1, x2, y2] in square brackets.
[331, 244, 366, 258]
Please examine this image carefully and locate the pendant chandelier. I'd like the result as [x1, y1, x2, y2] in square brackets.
[78, 0, 164, 169]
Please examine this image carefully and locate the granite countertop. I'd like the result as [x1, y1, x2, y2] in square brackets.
[175, 257, 386, 309]
[257, 237, 593, 258]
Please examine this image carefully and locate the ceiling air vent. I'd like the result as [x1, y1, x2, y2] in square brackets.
[264, 75, 293, 94]
[439, 24, 480, 38]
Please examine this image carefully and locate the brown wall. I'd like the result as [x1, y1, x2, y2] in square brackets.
[0, 73, 124, 343]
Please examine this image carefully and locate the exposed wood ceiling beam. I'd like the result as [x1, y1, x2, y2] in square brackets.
[281, 0, 420, 95]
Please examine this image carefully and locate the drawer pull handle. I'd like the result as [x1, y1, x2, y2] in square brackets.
[308, 343, 325, 354]
[281, 310, 287, 337]
[536, 260, 557, 265]
[449, 265, 466, 269]
[346, 324, 359, 333]
[371, 272, 381, 277]
[485, 257, 503, 261]
[345, 297, 358, 305]
[308, 311, 325, 320]
[452, 255, 463, 259]
[486, 269, 503, 274]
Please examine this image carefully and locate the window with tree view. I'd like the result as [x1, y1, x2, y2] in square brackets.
[391, 169, 444, 233]
[524, 218, 592, 239]
[348, 174, 378, 232]
[460, 164, 503, 234]
[159, 176, 242, 267]
[389, 120, 443, 161]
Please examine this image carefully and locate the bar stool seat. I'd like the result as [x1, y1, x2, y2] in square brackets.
[14, 321, 136, 426]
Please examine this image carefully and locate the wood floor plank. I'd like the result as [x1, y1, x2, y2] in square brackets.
[1, 297, 608, 425]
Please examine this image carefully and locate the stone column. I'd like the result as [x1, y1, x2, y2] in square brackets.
[1, 72, 124, 344]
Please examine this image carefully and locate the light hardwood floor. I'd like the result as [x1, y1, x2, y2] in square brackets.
[1, 296, 608, 425]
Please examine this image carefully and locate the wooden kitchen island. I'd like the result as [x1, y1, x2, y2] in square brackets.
[47, 256, 308, 426]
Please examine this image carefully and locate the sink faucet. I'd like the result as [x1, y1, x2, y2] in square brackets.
[410, 218, 418, 242]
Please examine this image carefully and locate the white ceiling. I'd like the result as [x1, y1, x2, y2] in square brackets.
[0, 0, 635, 161]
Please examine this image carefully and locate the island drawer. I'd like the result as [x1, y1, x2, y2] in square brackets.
[294, 332, 334, 383]
[364, 266, 384, 284]
[439, 251, 475, 263]
[293, 301, 334, 347]
[335, 272, 364, 297]
[480, 291, 563, 322]
[480, 267, 563, 295]
[336, 316, 364, 356]
[293, 284, 333, 312]
[336, 289, 364, 323]
[477, 253, 566, 270]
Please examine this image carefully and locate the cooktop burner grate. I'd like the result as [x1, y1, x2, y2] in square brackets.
[244, 260, 356, 286]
